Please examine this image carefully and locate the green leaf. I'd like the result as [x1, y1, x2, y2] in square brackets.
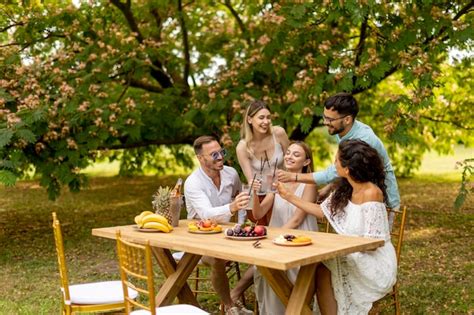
[0, 129, 14, 148]
[0, 170, 17, 186]
[15, 129, 37, 143]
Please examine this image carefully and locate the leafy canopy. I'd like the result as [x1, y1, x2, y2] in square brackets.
[0, 1, 472, 199]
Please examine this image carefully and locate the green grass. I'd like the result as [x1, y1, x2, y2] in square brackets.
[0, 151, 473, 314]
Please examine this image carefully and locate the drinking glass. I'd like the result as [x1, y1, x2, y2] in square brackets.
[266, 173, 278, 193]
[241, 184, 252, 209]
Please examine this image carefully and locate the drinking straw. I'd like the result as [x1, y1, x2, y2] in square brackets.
[272, 158, 278, 179]
[249, 173, 257, 197]
[264, 150, 271, 168]
[260, 156, 264, 174]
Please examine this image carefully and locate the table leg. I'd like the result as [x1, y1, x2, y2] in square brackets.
[256, 267, 293, 306]
[151, 248, 201, 306]
[257, 264, 316, 315]
[286, 264, 317, 315]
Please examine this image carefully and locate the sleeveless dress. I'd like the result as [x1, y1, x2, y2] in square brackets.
[244, 131, 284, 176]
[313, 198, 397, 315]
[254, 184, 318, 315]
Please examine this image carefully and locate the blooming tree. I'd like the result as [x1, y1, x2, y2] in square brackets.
[0, 1, 472, 198]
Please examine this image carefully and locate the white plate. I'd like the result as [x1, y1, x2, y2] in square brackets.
[133, 225, 164, 233]
[272, 239, 312, 246]
[188, 229, 222, 234]
[225, 235, 267, 241]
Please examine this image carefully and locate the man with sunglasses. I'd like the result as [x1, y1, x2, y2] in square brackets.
[184, 135, 253, 315]
[278, 92, 400, 227]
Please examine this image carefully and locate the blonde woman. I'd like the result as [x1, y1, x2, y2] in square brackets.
[251, 141, 318, 315]
[236, 100, 289, 186]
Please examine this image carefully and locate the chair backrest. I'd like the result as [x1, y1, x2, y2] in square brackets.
[52, 212, 72, 305]
[116, 231, 156, 315]
[317, 216, 331, 233]
[387, 206, 408, 264]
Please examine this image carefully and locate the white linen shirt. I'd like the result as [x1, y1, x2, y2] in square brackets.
[184, 165, 244, 223]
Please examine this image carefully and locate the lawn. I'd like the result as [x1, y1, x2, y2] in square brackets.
[0, 151, 472, 314]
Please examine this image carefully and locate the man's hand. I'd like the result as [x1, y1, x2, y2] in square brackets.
[230, 192, 250, 213]
[277, 170, 295, 183]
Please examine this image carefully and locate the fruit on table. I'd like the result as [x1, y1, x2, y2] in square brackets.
[152, 186, 173, 224]
[292, 236, 312, 243]
[188, 220, 222, 232]
[277, 234, 311, 243]
[228, 221, 267, 237]
[135, 211, 173, 232]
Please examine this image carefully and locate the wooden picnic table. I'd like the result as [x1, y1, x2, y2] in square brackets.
[92, 220, 384, 315]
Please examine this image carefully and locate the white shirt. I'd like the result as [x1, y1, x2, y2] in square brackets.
[184, 166, 245, 223]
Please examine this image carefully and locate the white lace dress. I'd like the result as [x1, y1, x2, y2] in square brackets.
[254, 184, 318, 315]
[314, 199, 397, 315]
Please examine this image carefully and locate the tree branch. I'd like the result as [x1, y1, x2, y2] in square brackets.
[177, 0, 190, 91]
[150, 7, 163, 42]
[354, 2, 473, 96]
[290, 115, 323, 141]
[102, 134, 195, 150]
[418, 114, 474, 130]
[110, 0, 173, 88]
[352, 17, 368, 87]
[109, 0, 144, 42]
[129, 78, 163, 93]
[223, 0, 251, 46]
[0, 21, 24, 33]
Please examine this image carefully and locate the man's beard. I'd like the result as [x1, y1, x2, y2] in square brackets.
[327, 125, 345, 135]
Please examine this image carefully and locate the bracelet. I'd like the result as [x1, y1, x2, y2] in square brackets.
[295, 174, 298, 182]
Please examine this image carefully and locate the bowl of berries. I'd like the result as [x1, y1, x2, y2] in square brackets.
[225, 221, 267, 241]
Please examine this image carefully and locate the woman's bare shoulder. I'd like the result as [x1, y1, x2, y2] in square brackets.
[272, 125, 287, 136]
[272, 126, 289, 142]
[362, 185, 384, 203]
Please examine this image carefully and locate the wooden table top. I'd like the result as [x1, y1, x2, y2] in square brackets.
[92, 220, 384, 271]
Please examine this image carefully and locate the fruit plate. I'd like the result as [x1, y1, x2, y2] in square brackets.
[272, 239, 312, 246]
[133, 225, 164, 233]
[188, 229, 222, 234]
[225, 235, 267, 241]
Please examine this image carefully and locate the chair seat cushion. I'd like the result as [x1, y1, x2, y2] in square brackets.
[69, 280, 138, 304]
[172, 251, 203, 263]
[131, 304, 209, 315]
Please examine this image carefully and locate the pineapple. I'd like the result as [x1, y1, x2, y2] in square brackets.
[152, 186, 172, 225]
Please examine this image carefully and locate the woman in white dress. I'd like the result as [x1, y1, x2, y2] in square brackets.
[278, 139, 397, 315]
[251, 141, 318, 315]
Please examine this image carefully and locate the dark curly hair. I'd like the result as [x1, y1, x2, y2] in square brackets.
[329, 139, 387, 218]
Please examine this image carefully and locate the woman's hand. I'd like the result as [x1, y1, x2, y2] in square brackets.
[250, 179, 262, 193]
[276, 182, 291, 200]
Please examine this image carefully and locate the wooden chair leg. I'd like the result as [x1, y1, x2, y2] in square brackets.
[194, 266, 200, 298]
[394, 284, 400, 315]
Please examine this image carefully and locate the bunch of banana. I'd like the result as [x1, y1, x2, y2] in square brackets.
[134, 211, 173, 233]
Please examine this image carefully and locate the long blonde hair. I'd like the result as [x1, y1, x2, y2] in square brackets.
[240, 100, 272, 154]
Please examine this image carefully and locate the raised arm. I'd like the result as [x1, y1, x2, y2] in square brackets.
[282, 183, 318, 229]
[252, 192, 275, 220]
[273, 126, 290, 153]
[236, 140, 254, 183]
[277, 170, 316, 184]
[277, 182, 324, 219]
